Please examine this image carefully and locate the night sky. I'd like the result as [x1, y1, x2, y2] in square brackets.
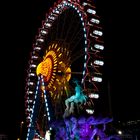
[0, 0, 140, 139]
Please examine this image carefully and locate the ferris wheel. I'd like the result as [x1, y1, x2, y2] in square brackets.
[25, 0, 105, 139]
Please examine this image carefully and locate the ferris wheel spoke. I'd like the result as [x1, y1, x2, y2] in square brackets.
[66, 22, 83, 45]
[64, 11, 82, 43]
[59, 9, 67, 39]
[70, 48, 85, 63]
[69, 32, 84, 53]
[56, 10, 61, 40]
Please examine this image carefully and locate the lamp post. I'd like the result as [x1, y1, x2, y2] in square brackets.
[19, 121, 24, 140]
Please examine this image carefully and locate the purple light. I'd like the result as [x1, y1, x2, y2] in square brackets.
[50, 116, 121, 139]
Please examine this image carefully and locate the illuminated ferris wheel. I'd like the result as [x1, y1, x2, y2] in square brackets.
[25, 0, 105, 139]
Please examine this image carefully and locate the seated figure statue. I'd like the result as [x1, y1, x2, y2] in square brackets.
[63, 80, 87, 118]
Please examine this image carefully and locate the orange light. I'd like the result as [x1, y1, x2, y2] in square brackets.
[36, 57, 53, 82]
[66, 67, 71, 81]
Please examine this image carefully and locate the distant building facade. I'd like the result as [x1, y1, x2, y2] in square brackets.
[114, 120, 140, 140]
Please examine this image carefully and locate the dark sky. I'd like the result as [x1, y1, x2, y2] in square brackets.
[1, 0, 140, 139]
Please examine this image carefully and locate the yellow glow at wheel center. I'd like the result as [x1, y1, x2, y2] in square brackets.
[36, 57, 53, 82]
[36, 44, 72, 88]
